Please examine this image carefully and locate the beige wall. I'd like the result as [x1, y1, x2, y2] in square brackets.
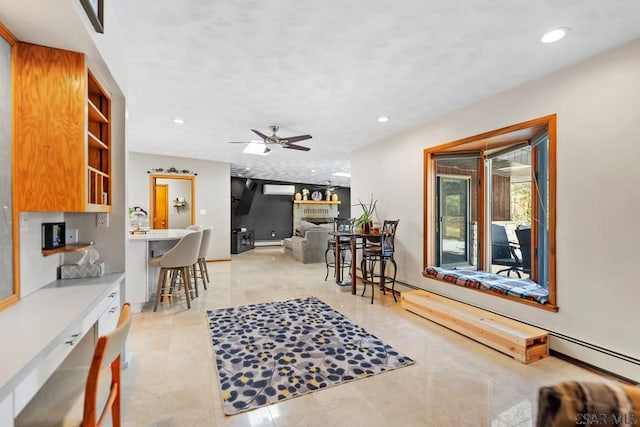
[352, 38, 640, 380]
[128, 152, 231, 260]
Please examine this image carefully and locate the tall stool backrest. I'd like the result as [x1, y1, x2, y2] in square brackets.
[198, 226, 212, 259]
[186, 224, 202, 231]
[380, 220, 399, 256]
[160, 230, 202, 269]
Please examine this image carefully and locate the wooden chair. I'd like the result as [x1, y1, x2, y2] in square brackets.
[150, 230, 203, 311]
[16, 303, 132, 427]
[361, 220, 399, 303]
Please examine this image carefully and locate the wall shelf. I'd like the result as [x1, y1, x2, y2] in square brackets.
[42, 243, 93, 257]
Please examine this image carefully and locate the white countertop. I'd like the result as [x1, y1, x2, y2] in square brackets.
[0, 272, 125, 401]
[128, 229, 193, 241]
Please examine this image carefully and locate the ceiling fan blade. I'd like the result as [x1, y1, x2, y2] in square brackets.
[228, 141, 250, 144]
[251, 129, 269, 140]
[283, 143, 311, 151]
[282, 134, 312, 144]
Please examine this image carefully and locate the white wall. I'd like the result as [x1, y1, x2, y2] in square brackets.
[128, 152, 231, 260]
[352, 39, 640, 379]
[157, 178, 193, 229]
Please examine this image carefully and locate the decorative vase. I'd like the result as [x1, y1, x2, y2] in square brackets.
[295, 192, 302, 201]
[331, 193, 338, 201]
[303, 195, 308, 201]
[364, 221, 371, 234]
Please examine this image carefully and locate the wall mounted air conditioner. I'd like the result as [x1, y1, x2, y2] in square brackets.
[263, 184, 295, 196]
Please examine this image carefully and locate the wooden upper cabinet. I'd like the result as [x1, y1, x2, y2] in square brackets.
[14, 42, 111, 212]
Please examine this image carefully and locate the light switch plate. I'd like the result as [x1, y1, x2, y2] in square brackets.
[67, 228, 78, 243]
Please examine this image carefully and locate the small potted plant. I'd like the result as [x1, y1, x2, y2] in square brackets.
[355, 194, 377, 233]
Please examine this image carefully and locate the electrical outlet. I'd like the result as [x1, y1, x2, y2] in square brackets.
[67, 228, 78, 243]
[271, 230, 276, 237]
[96, 213, 109, 228]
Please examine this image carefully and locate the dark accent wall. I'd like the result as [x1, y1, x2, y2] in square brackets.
[231, 177, 351, 241]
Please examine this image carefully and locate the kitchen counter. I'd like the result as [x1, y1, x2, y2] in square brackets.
[126, 229, 193, 312]
[128, 228, 192, 241]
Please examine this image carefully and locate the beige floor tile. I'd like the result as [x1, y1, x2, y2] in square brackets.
[121, 247, 618, 426]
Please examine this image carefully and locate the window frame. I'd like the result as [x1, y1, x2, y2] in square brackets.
[423, 115, 557, 311]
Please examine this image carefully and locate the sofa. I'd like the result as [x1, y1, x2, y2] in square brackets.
[537, 381, 639, 426]
[283, 221, 333, 263]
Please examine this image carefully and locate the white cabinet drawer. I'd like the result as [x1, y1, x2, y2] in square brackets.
[98, 302, 120, 336]
[99, 285, 120, 314]
[98, 283, 120, 336]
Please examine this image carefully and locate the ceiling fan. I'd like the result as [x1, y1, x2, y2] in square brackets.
[228, 125, 312, 153]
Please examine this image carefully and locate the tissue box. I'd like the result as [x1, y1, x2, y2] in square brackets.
[58, 262, 105, 279]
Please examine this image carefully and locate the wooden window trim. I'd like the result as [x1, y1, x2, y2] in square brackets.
[423, 114, 557, 309]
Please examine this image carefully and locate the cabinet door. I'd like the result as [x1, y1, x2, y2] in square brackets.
[14, 43, 86, 212]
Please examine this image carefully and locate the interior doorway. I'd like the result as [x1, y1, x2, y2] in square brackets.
[150, 174, 195, 229]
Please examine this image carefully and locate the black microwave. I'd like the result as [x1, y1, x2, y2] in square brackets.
[42, 222, 66, 250]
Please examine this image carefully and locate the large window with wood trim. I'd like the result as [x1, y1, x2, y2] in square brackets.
[423, 115, 557, 309]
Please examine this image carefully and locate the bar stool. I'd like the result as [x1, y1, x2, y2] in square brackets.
[192, 226, 212, 294]
[324, 218, 355, 281]
[361, 220, 399, 303]
[186, 224, 202, 230]
[151, 230, 202, 311]
[16, 303, 132, 427]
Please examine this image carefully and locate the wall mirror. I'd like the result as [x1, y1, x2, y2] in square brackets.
[0, 25, 18, 311]
[149, 174, 195, 229]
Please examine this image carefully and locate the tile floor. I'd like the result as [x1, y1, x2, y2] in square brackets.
[122, 247, 611, 427]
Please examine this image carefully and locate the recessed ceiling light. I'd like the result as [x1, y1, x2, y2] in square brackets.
[172, 118, 185, 124]
[243, 143, 271, 156]
[377, 116, 389, 123]
[332, 172, 351, 178]
[541, 28, 568, 43]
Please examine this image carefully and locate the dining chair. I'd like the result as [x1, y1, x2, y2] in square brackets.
[361, 219, 399, 303]
[16, 303, 132, 427]
[192, 225, 212, 294]
[150, 230, 202, 311]
[324, 218, 355, 281]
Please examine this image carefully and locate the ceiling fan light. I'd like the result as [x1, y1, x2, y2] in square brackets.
[243, 143, 271, 156]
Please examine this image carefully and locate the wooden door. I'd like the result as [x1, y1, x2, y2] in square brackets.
[154, 184, 169, 229]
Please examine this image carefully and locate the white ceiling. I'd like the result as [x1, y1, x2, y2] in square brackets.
[42, 2, 640, 186]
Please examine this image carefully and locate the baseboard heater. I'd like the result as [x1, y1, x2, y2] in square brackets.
[394, 280, 639, 382]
